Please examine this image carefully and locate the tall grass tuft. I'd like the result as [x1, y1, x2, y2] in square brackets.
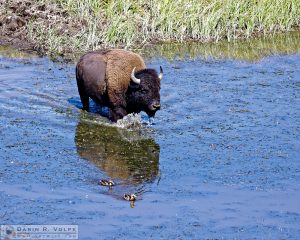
[29, 0, 300, 55]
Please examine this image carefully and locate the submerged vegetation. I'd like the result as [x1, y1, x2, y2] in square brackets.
[142, 31, 300, 61]
[1, 0, 300, 57]
[2, 31, 300, 62]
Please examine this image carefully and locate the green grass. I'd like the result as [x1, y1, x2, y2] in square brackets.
[28, 0, 300, 56]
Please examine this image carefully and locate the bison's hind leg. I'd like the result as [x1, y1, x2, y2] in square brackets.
[79, 89, 90, 111]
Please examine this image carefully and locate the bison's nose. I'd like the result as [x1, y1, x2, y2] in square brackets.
[152, 103, 161, 110]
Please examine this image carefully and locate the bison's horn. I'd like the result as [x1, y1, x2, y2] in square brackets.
[131, 67, 141, 84]
[158, 66, 163, 80]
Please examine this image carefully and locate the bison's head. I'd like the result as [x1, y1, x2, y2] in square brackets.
[126, 67, 163, 118]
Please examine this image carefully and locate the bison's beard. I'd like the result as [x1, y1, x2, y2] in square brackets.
[146, 109, 157, 118]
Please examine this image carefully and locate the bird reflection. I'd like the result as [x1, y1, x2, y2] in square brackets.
[75, 114, 160, 200]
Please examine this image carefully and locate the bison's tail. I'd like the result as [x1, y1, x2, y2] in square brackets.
[75, 64, 83, 87]
[75, 63, 83, 90]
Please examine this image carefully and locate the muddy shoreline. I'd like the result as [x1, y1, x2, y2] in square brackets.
[0, 0, 82, 57]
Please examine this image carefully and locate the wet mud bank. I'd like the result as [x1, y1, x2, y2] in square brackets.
[0, 34, 300, 239]
[0, 0, 81, 55]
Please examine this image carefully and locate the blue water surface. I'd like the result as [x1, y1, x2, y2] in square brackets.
[0, 42, 300, 239]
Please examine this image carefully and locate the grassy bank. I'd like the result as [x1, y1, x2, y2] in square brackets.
[1, 0, 300, 57]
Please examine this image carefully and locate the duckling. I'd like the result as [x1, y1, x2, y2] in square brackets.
[100, 179, 115, 187]
[123, 193, 137, 201]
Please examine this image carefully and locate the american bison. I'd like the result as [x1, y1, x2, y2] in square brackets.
[76, 49, 163, 122]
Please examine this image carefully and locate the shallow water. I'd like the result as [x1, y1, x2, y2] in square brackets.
[1, 33, 300, 239]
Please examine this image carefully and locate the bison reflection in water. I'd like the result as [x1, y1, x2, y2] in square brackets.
[75, 117, 160, 199]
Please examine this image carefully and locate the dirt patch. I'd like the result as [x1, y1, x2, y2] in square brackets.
[0, 1, 32, 51]
[0, 0, 82, 55]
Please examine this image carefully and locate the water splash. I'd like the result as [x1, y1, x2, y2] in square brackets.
[115, 113, 143, 129]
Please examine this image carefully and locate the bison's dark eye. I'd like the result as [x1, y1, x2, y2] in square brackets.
[141, 89, 149, 94]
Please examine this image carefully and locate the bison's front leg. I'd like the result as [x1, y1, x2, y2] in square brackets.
[108, 88, 128, 122]
[110, 107, 127, 122]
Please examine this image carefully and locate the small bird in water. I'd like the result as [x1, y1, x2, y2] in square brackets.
[123, 193, 137, 201]
[100, 179, 115, 187]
